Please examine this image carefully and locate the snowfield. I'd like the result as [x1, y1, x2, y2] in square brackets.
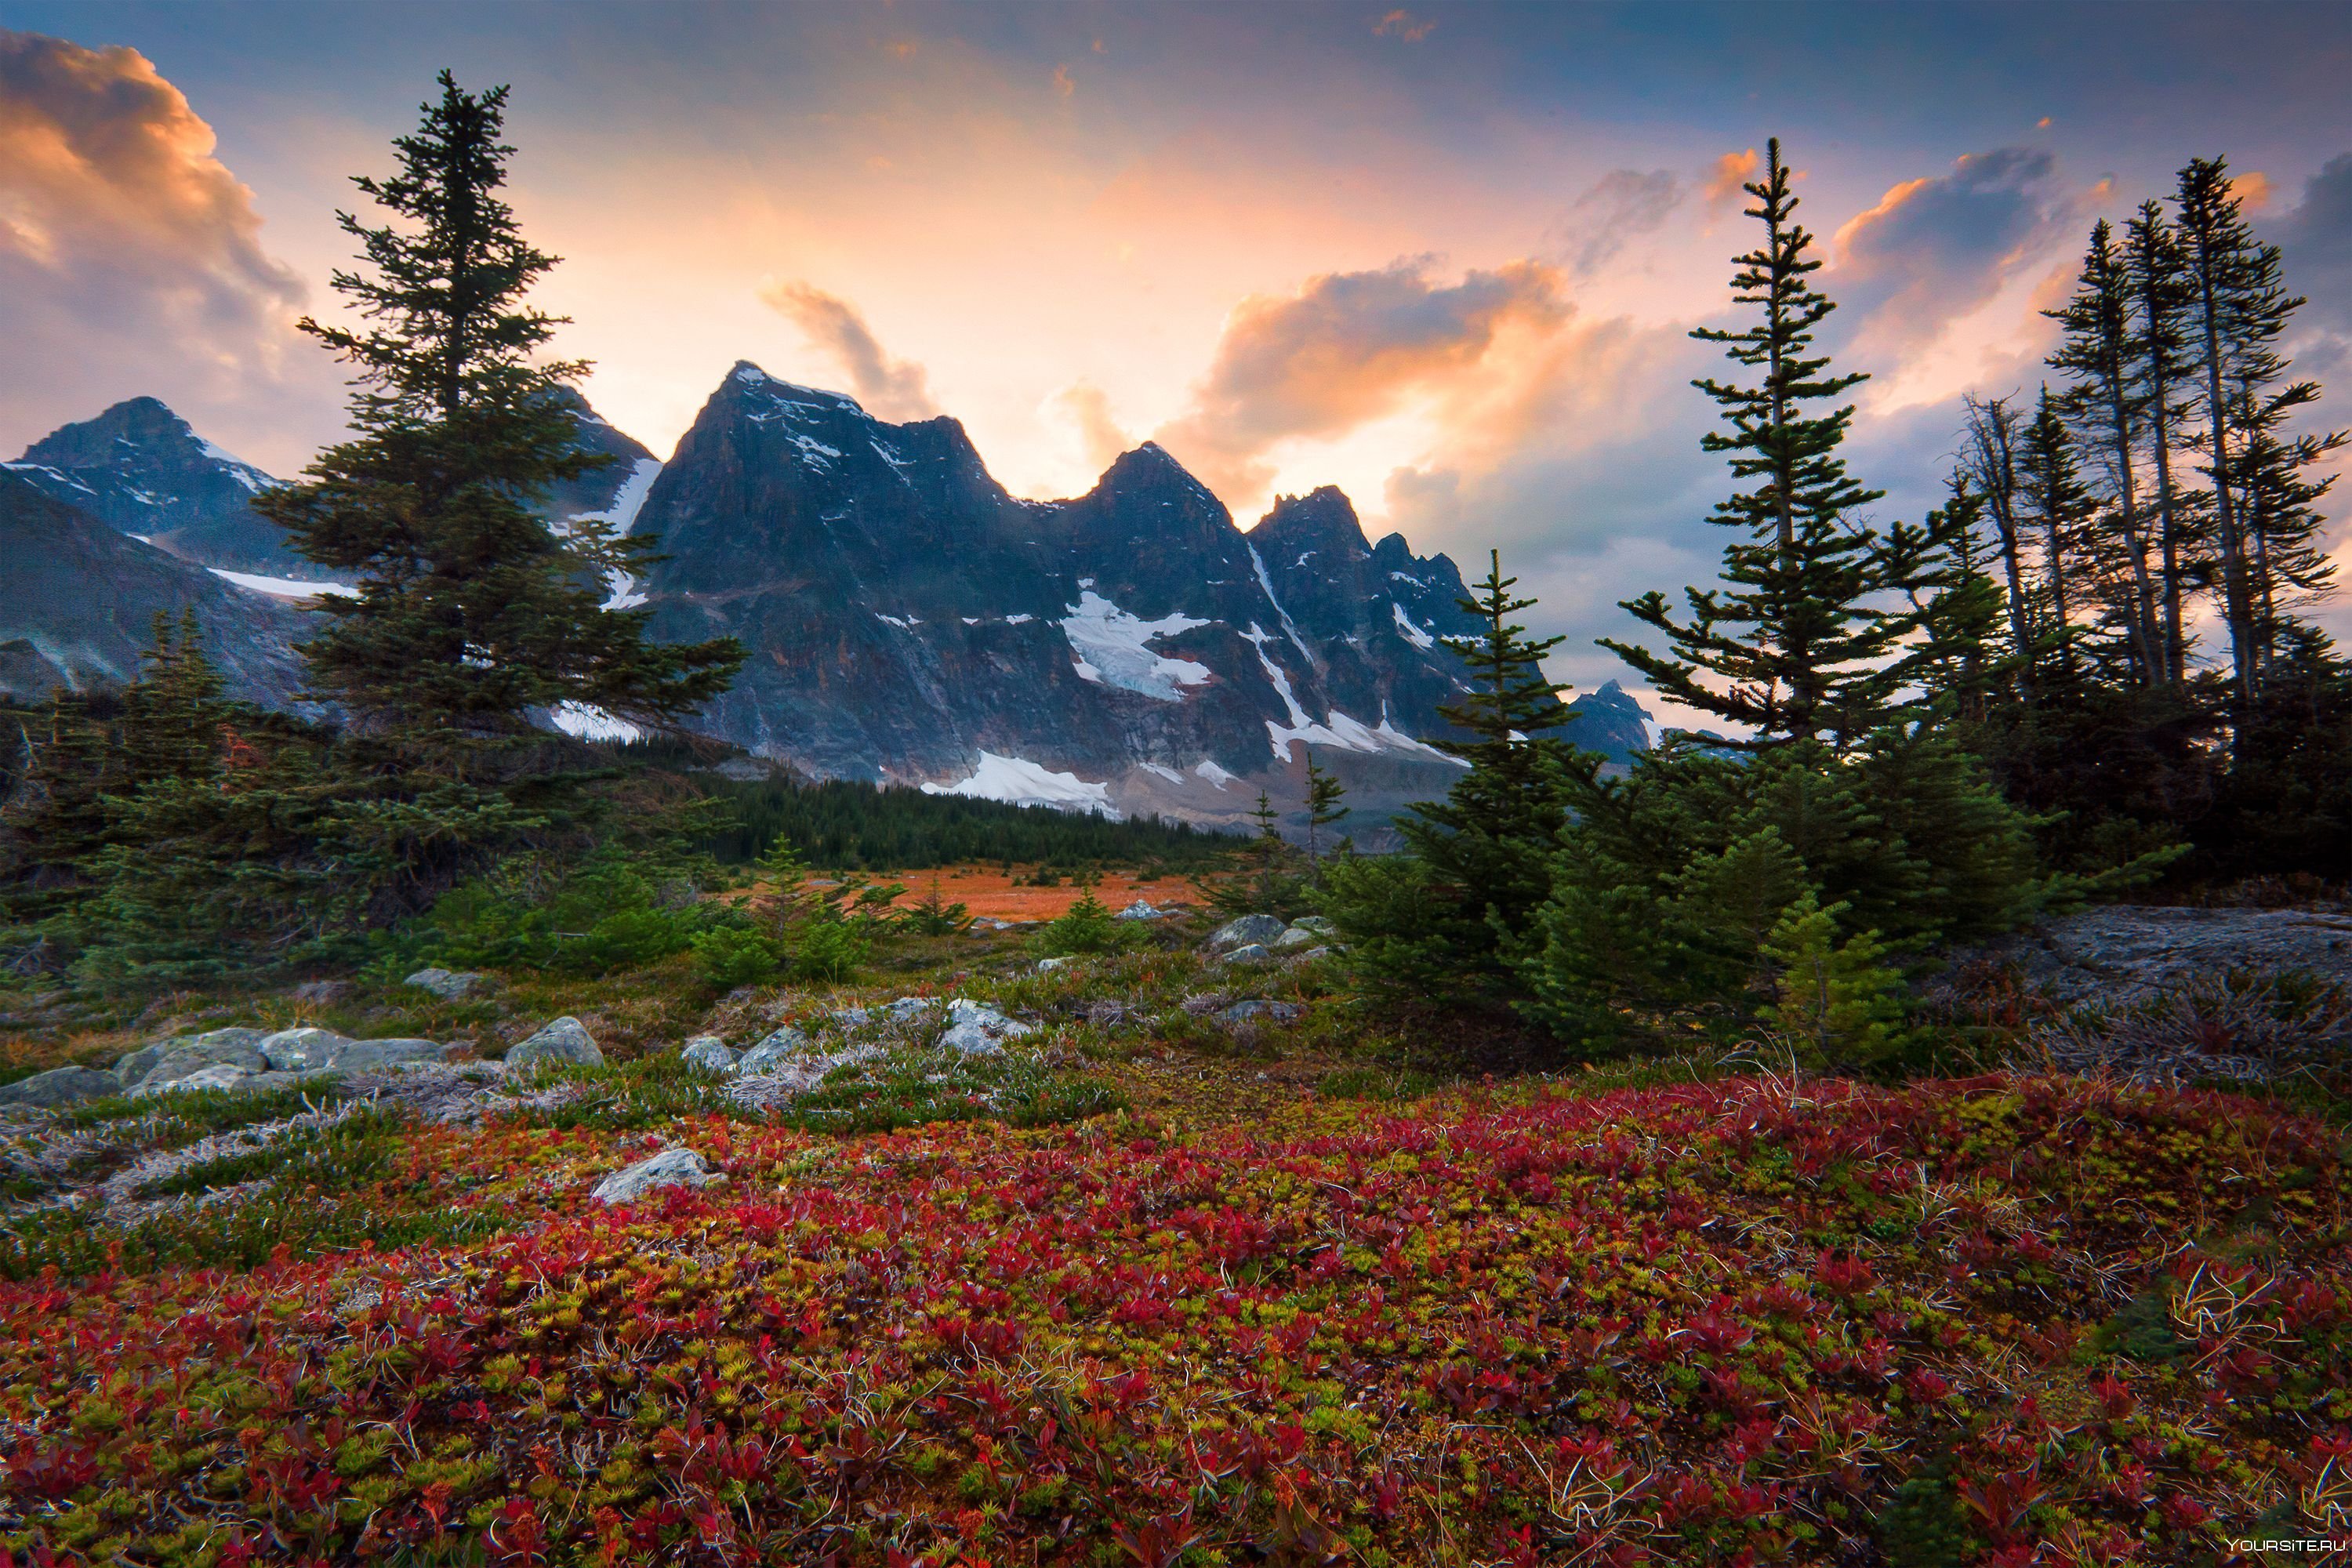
[1058, 591, 1211, 701]
[920, 752, 1118, 815]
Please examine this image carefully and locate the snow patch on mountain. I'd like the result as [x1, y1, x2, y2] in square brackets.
[1195, 760, 1237, 789]
[1246, 542, 1316, 666]
[551, 703, 643, 742]
[209, 568, 358, 600]
[1059, 592, 1211, 701]
[920, 752, 1116, 816]
[1392, 601, 1435, 650]
[567, 457, 664, 610]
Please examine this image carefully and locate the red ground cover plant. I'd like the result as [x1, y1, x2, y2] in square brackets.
[2, 1074, 2345, 1564]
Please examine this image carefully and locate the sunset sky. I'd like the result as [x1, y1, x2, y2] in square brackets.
[5, 0, 2351, 703]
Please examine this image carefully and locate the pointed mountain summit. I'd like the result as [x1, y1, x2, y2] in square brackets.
[626, 361, 1488, 826]
[7, 397, 305, 578]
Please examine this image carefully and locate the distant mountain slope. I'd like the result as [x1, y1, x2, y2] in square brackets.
[0, 470, 310, 709]
[628, 363, 1494, 826]
[9, 394, 659, 586]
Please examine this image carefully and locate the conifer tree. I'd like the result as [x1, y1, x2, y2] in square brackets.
[259, 71, 740, 764]
[1301, 748, 1349, 868]
[2122, 201, 2201, 682]
[2176, 155, 2274, 708]
[1606, 138, 1929, 747]
[2018, 388, 2096, 678]
[2044, 220, 2164, 681]
[1960, 394, 2039, 702]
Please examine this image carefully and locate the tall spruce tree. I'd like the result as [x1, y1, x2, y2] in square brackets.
[2176, 155, 2274, 710]
[1606, 138, 1929, 748]
[2018, 388, 2096, 678]
[2122, 201, 2201, 683]
[259, 72, 739, 766]
[2044, 220, 2164, 682]
[1960, 393, 2039, 702]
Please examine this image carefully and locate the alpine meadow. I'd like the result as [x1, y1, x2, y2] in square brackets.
[3, 7, 2352, 1566]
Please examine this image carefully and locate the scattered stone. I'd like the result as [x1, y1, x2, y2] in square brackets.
[1218, 1000, 1303, 1026]
[590, 1148, 721, 1205]
[1219, 943, 1271, 965]
[111, 1044, 168, 1089]
[405, 967, 487, 1000]
[1036, 956, 1072, 972]
[1288, 946, 1334, 964]
[133, 1062, 255, 1098]
[327, 1039, 448, 1073]
[505, 1017, 604, 1071]
[1270, 926, 1322, 952]
[681, 1036, 739, 1073]
[1288, 916, 1334, 935]
[260, 1027, 350, 1071]
[1115, 900, 1166, 921]
[0, 1065, 122, 1109]
[1208, 914, 1288, 950]
[117, 1026, 265, 1089]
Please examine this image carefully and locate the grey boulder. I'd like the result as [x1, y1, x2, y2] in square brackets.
[938, 999, 1033, 1057]
[1218, 943, 1271, 965]
[505, 1017, 604, 1070]
[1115, 900, 1167, 921]
[328, 1039, 448, 1073]
[1208, 914, 1288, 950]
[736, 1026, 811, 1074]
[137, 1036, 271, 1090]
[1036, 956, 1073, 972]
[0, 1065, 123, 1109]
[132, 1062, 254, 1098]
[405, 967, 487, 1000]
[118, 1026, 267, 1088]
[590, 1147, 720, 1205]
[260, 1027, 350, 1071]
[681, 1036, 739, 1073]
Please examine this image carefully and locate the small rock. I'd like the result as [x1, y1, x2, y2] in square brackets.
[328, 1039, 448, 1073]
[1208, 914, 1288, 950]
[0, 1065, 123, 1109]
[132, 1062, 254, 1098]
[260, 1027, 351, 1071]
[1179, 994, 1227, 1017]
[591, 1148, 720, 1205]
[111, 1044, 167, 1089]
[681, 1036, 739, 1073]
[1218, 1000, 1304, 1026]
[1288, 916, 1335, 935]
[1289, 946, 1333, 964]
[736, 1026, 812, 1074]
[405, 967, 487, 1000]
[1219, 943, 1271, 965]
[1114, 900, 1166, 921]
[1036, 956, 1072, 972]
[505, 1017, 604, 1071]
[118, 1025, 265, 1089]
[1271, 926, 1321, 952]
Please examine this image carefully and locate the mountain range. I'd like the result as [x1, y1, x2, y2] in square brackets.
[2, 373, 1650, 829]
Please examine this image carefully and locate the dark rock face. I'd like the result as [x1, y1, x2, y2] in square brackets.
[7, 397, 312, 579]
[0, 470, 310, 707]
[632, 364, 1493, 826]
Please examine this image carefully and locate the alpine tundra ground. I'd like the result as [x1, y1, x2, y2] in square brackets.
[0, 903, 2347, 1566]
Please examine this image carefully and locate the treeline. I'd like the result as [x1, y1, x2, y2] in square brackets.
[696, 775, 1235, 871]
[1951, 155, 2348, 881]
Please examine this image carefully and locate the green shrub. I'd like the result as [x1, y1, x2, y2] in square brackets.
[790, 917, 870, 982]
[1033, 891, 1137, 957]
[691, 925, 781, 987]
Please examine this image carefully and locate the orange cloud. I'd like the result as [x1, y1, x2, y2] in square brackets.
[2234, 170, 2274, 211]
[1374, 9, 1436, 42]
[0, 29, 317, 462]
[1151, 257, 1570, 506]
[1702, 147, 1761, 207]
[1052, 381, 1133, 476]
[757, 281, 942, 422]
